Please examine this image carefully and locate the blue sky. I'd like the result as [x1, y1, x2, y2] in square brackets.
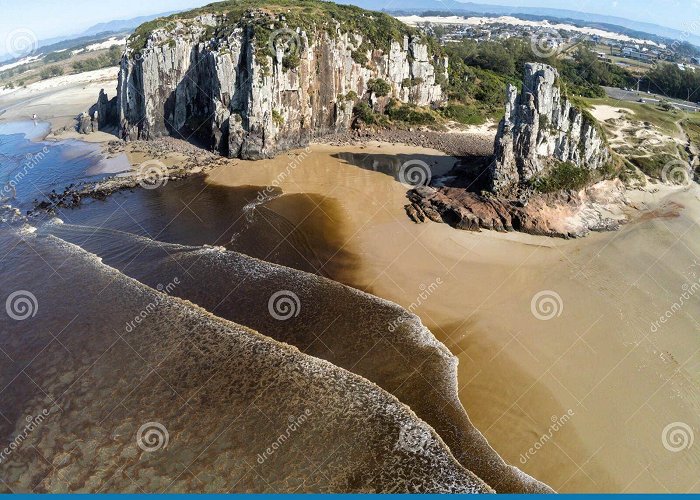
[0, 0, 697, 48]
[0, 0, 211, 41]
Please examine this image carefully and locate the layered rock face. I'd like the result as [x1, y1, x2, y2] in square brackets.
[490, 63, 609, 196]
[405, 62, 620, 238]
[107, 11, 445, 159]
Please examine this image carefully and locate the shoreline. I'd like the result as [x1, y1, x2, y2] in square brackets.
[4, 71, 700, 492]
[203, 141, 700, 492]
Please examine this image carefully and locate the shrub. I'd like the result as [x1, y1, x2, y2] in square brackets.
[353, 102, 377, 124]
[533, 161, 593, 193]
[282, 52, 300, 71]
[272, 109, 284, 127]
[385, 100, 436, 125]
[39, 66, 63, 79]
[439, 103, 486, 125]
[629, 154, 676, 179]
[351, 49, 368, 66]
[367, 78, 391, 97]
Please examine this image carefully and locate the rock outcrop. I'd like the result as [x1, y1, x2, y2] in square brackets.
[490, 63, 610, 195]
[406, 184, 623, 239]
[102, 5, 446, 159]
[404, 62, 620, 238]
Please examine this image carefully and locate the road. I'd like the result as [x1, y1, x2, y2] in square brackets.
[603, 86, 700, 112]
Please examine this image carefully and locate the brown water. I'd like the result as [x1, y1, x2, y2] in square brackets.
[0, 228, 488, 493]
[3, 136, 700, 493]
[206, 143, 700, 493]
[0, 130, 502, 492]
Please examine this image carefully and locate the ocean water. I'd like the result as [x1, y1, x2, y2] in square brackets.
[0, 123, 538, 492]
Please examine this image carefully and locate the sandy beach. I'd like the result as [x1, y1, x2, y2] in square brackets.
[3, 69, 699, 492]
[207, 143, 700, 493]
[0, 66, 118, 138]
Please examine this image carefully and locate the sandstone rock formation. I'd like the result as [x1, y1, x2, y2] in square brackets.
[404, 62, 620, 238]
[101, 5, 446, 159]
[490, 63, 610, 196]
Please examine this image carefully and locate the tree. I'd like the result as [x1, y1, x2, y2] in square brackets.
[367, 78, 391, 97]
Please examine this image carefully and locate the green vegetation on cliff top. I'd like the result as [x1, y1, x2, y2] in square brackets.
[129, 0, 440, 57]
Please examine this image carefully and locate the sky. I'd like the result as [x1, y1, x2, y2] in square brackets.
[0, 0, 698, 54]
[0, 0, 212, 42]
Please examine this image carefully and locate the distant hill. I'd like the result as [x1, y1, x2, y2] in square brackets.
[78, 11, 179, 37]
[337, 0, 700, 48]
[0, 11, 179, 63]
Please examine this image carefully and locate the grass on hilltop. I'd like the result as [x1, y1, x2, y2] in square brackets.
[128, 0, 441, 59]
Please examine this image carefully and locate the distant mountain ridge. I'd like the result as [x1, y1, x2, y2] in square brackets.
[78, 11, 180, 37]
[0, 11, 179, 63]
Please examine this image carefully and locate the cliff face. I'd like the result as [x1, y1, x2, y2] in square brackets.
[405, 62, 621, 238]
[109, 9, 445, 159]
[490, 63, 609, 196]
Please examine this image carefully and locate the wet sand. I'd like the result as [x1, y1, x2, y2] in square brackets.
[207, 142, 700, 492]
[0, 67, 118, 135]
[0, 229, 490, 493]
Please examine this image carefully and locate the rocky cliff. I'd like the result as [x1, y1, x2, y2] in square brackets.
[102, 1, 446, 159]
[405, 62, 621, 238]
[490, 63, 610, 196]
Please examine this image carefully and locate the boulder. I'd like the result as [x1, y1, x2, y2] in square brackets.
[489, 63, 610, 196]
